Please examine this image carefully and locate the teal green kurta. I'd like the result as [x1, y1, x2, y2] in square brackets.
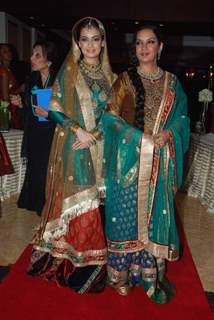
[102, 70, 190, 303]
[103, 72, 190, 259]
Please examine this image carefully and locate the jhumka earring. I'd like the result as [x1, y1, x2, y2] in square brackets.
[157, 50, 162, 61]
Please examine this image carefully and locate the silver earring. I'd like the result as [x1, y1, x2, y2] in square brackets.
[157, 51, 161, 61]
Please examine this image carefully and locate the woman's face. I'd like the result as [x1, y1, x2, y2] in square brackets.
[30, 45, 50, 72]
[78, 26, 103, 63]
[0, 45, 13, 64]
[135, 28, 162, 65]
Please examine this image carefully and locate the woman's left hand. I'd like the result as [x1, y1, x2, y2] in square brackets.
[153, 130, 170, 149]
[72, 138, 96, 150]
[33, 105, 48, 118]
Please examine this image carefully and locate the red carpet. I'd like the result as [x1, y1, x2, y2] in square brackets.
[0, 227, 213, 320]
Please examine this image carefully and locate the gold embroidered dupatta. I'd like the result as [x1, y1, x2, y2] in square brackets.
[35, 17, 115, 249]
[104, 71, 189, 261]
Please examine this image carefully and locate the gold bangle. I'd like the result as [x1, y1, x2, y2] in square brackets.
[70, 124, 80, 134]
[91, 129, 102, 140]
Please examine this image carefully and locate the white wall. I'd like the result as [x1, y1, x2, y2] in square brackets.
[0, 11, 38, 60]
[183, 36, 214, 48]
[0, 12, 7, 43]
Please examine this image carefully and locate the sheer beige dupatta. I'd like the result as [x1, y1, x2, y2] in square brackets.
[36, 17, 116, 245]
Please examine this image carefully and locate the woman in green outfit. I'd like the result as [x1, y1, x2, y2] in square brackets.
[28, 17, 116, 294]
[103, 23, 190, 303]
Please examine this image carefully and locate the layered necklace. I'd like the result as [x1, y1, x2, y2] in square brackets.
[79, 59, 103, 79]
[80, 59, 110, 96]
[137, 66, 164, 81]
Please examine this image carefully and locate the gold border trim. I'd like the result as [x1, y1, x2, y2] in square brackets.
[43, 187, 100, 242]
[145, 240, 179, 261]
[75, 72, 104, 189]
[76, 71, 96, 131]
[108, 239, 179, 261]
[137, 134, 154, 241]
[153, 72, 169, 135]
[62, 186, 98, 212]
[33, 245, 107, 267]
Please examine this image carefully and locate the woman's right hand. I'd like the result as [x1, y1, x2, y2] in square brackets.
[33, 105, 48, 118]
[10, 94, 22, 107]
[72, 128, 96, 149]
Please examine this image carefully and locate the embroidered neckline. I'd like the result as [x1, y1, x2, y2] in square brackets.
[79, 59, 104, 80]
[137, 66, 164, 81]
[80, 59, 101, 73]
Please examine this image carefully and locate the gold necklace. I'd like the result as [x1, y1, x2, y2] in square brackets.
[137, 66, 164, 81]
[80, 59, 101, 73]
[80, 59, 103, 79]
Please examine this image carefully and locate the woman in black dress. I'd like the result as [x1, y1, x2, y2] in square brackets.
[11, 40, 58, 215]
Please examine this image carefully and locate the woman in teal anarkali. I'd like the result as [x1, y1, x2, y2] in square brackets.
[103, 23, 190, 303]
[28, 17, 116, 294]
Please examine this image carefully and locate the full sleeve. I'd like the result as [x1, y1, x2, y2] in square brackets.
[48, 77, 80, 133]
[107, 73, 128, 116]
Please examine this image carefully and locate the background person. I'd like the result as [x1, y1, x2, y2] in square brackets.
[10, 40, 58, 215]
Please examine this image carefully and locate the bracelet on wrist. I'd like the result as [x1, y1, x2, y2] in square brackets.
[89, 129, 101, 140]
[70, 124, 80, 134]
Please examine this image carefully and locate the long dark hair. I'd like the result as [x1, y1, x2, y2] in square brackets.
[127, 67, 145, 131]
[127, 23, 164, 131]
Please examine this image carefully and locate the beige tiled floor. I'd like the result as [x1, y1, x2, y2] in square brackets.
[0, 192, 214, 292]
[176, 192, 214, 292]
[0, 196, 40, 265]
